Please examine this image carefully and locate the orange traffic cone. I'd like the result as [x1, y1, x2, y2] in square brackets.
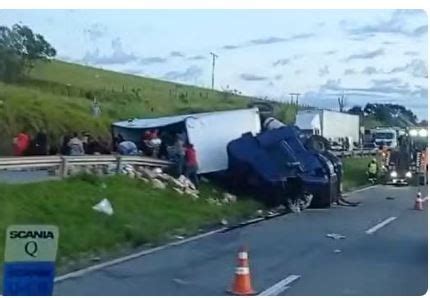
[229, 246, 256, 295]
[414, 192, 424, 211]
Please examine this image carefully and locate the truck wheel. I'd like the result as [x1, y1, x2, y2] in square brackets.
[286, 198, 301, 213]
[309, 193, 331, 208]
[305, 135, 331, 153]
[286, 193, 313, 213]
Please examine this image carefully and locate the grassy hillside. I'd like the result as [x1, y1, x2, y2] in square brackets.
[0, 60, 265, 154]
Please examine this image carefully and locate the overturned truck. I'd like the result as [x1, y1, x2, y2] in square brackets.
[226, 117, 349, 212]
[113, 106, 354, 211]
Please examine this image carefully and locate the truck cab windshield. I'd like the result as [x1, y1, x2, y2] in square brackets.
[375, 132, 394, 139]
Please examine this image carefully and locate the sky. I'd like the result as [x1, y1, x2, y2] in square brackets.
[0, 9, 428, 119]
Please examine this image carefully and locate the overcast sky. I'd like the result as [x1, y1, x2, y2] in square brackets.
[1, 9, 428, 119]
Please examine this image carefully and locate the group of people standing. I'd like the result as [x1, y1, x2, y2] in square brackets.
[12, 131, 110, 157]
[60, 132, 110, 156]
[13, 131, 50, 156]
[113, 129, 199, 187]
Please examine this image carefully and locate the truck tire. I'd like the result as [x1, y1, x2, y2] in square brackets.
[305, 135, 331, 153]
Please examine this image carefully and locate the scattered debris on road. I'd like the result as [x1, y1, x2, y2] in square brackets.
[172, 278, 190, 285]
[326, 233, 346, 240]
[334, 249, 342, 253]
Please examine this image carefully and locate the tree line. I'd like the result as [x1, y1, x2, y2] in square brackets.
[348, 103, 426, 127]
[0, 23, 56, 82]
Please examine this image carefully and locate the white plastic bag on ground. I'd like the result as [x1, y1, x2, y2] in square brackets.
[93, 198, 114, 216]
[326, 233, 346, 240]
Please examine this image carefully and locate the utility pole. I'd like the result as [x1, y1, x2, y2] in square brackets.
[289, 93, 301, 105]
[338, 91, 346, 112]
[210, 52, 218, 89]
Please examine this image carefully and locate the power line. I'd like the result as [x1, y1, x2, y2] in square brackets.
[210, 52, 218, 89]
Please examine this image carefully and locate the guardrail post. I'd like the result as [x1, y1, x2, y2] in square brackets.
[115, 155, 122, 174]
[60, 156, 68, 178]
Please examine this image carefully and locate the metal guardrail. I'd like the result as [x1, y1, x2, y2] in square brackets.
[0, 148, 375, 179]
[331, 149, 378, 158]
[0, 155, 172, 178]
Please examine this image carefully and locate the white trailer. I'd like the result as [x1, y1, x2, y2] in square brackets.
[112, 108, 261, 174]
[295, 109, 360, 143]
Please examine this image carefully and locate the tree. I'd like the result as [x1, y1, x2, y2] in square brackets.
[347, 105, 363, 116]
[0, 24, 56, 82]
[418, 120, 428, 127]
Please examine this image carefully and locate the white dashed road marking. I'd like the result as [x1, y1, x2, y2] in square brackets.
[259, 275, 301, 296]
[365, 216, 397, 235]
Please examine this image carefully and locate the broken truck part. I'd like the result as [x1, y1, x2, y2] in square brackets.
[226, 117, 344, 211]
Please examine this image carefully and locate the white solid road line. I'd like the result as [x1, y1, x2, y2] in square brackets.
[365, 216, 397, 235]
[55, 227, 225, 282]
[348, 185, 377, 194]
[259, 275, 301, 296]
[55, 185, 380, 283]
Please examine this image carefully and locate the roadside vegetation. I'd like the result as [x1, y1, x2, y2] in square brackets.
[0, 23, 302, 154]
[0, 157, 372, 273]
[342, 156, 373, 191]
[0, 174, 262, 274]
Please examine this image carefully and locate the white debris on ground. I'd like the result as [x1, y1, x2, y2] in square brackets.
[152, 178, 166, 189]
[117, 164, 239, 206]
[92, 198, 114, 216]
[326, 233, 346, 240]
[334, 249, 342, 253]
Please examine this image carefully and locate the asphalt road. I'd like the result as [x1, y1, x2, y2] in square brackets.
[0, 169, 58, 184]
[55, 185, 428, 296]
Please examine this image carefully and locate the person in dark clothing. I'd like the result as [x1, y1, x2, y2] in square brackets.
[174, 133, 186, 177]
[98, 137, 111, 154]
[185, 143, 199, 188]
[113, 134, 125, 153]
[61, 135, 71, 155]
[85, 136, 98, 155]
[33, 131, 49, 155]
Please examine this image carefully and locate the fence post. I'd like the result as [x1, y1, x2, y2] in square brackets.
[116, 155, 122, 174]
[60, 156, 68, 178]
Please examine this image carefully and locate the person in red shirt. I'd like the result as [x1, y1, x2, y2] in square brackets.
[185, 143, 199, 188]
[13, 132, 30, 156]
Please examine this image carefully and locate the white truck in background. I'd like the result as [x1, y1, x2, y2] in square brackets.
[371, 127, 398, 149]
[295, 109, 360, 149]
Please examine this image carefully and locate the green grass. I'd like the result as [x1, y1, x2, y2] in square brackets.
[0, 59, 302, 154]
[342, 157, 373, 191]
[0, 174, 261, 272]
[0, 60, 258, 154]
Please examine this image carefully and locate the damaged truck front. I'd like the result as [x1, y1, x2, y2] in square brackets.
[226, 117, 343, 212]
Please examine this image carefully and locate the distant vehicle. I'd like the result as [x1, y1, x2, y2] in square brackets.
[295, 109, 360, 147]
[371, 127, 398, 149]
[362, 142, 378, 152]
[385, 127, 428, 186]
